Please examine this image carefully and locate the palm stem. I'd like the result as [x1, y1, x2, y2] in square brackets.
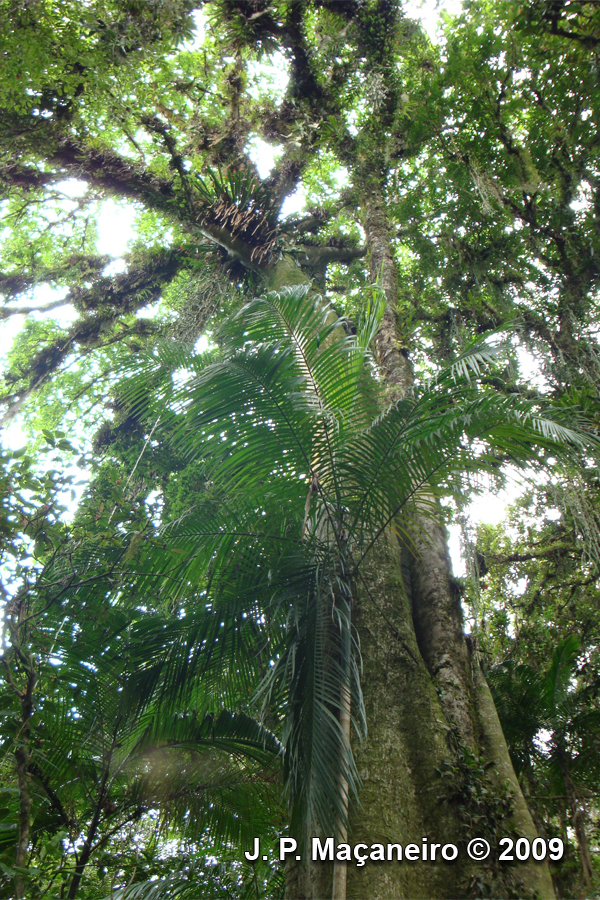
[332, 576, 352, 900]
[331, 686, 351, 900]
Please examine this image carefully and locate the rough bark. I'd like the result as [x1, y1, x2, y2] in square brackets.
[408, 518, 477, 749]
[361, 189, 413, 398]
[353, 177, 557, 900]
[284, 536, 472, 900]
[347, 535, 470, 900]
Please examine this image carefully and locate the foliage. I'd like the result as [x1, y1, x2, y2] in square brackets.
[471, 483, 600, 894]
[115, 284, 591, 851]
[1, 0, 600, 897]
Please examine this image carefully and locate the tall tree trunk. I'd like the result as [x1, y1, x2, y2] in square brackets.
[271, 181, 555, 896]
[347, 534, 471, 900]
[344, 178, 555, 900]
[361, 181, 480, 747]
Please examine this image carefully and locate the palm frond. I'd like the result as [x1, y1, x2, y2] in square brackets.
[106, 287, 597, 848]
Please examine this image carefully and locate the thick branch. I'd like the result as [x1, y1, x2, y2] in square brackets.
[265, 146, 309, 214]
[2, 249, 184, 421]
[0, 161, 56, 192]
[196, 224, 263, 272]
[48, 138, 177, 210]
[282, 1, 324, 104]
[488, 541, 574, 566]
[141, 115, 194, 209]
[298, 245, 366, 267]
[546, 20, 600, 47]
[1, 118, 177, 214]
[0, 255, 111, 305]
[0, 297, 71, 320]
[281, 195, 355, 235]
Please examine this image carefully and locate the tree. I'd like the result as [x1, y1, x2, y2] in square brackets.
[1, 1, 599, 898]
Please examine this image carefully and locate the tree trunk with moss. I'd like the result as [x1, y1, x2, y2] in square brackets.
[283, 181, 555, 899]
[286, 532, 556, 899]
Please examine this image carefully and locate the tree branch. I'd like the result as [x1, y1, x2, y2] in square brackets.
[0, 297, 71, 320]
[1, 118, 178, 214]
[27, 761, 75, 832]
[1, 249, 184, 421]
[488, 541, 575, 566]
[48, 138, 178, 210]
[297, 244, 366, 266]
[0, 256, 111, 302]
[141, 115, 194, 210]
[281, 195, 355, 235]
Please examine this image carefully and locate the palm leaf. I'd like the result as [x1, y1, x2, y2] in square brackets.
[108, 288, 597, 847]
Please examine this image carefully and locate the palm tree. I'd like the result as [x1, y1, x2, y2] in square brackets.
[115, 284, 589, 898]
[4, 283, 591, 899]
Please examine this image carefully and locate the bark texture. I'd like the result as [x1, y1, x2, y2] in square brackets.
[361, 189, 414, 398]
[285, 536, 472, 900]
[351, 176, 556, 900]
[408, 517, 477, 750]
[347, 535, 469, 900]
